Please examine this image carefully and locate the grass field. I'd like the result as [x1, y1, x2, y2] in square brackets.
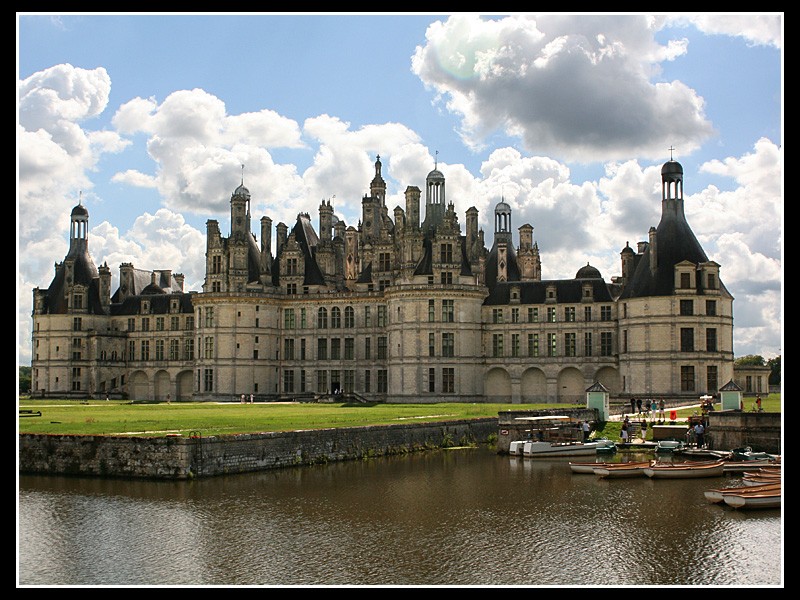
[18, 394, 781, 439]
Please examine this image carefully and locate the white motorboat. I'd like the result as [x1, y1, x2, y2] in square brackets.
[522, 440, 601, 457]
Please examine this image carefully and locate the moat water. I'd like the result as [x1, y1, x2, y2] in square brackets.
[18, 447, 783, 587]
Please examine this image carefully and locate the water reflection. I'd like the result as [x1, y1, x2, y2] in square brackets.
[18, 447, 782, 586]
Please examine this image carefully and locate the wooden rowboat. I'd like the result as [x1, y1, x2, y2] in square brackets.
[569, 461, 613, 474]
[593, 461, 652, 479]
[704, 482, 781, 504]
[723, 490, 781, 510]
[722, 460, 779, 473]
[644, 459, 725, 479]
[742, 475, 782, 486]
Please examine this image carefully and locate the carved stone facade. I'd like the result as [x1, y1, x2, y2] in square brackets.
[31, 157, 734, 403]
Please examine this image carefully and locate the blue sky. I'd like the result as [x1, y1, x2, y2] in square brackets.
[17, 13, 783, 366]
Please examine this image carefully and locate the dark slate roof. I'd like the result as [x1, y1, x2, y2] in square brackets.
[40, 241, 104, 315]
[357, 261, 373, 283]
[719, 379, 743, 391]
[459, 235, 472, 277]
[619, 198, 732, 300]
[110, 291, 194, 316]
[576, 263, 602, 279]
[287, 214, 326, 286]
[484, 278, 614, 305]
[413, 237, 433, 276]
[246, 231, 263, 284]
[484, 237, 521, 291]
[586, 381, 609, 392]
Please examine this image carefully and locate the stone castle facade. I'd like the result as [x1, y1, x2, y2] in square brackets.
[31, 156, 735, 403]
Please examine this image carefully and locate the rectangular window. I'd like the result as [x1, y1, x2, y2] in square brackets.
[492, 334, 504, 358]
[204, 336, 214, 359]
[442, 332, 454, 357]
[547, 307, 556, 323]
[707, 273, 716, 290]
[185, 316, 194, 331]
[317, 308, 328, 329]
[141, 318, 150, 332]
[511, 307, 519, 324]
[300, 307, 307, 328]
[528, 333, 539, 357]
[364, 370, 371, 393]
[300, 338, 306, 360]
[706, 366, 718, 395]
[511, 333, 520, 357]
[156, 317, 164, 331]
[203, 369, 213, 392]
[623, 330, 628, 353]
[600, 332, 613, 356]
[377, 370, 388, 393]
[184, 339, 194, 360]
[212, 255, 221, 274]
[171, 316, 180, 330]
[284, 309, 296, 329]
[528, 307, 538, 323]
[286, 258, 298, 275]
[680, 328, 694, 352]
[706, 300, 717, 316]
[128, 340, 135, 360]
[429, 332, 435, 357]
[71, 367, 81, 391]
[428, 299, 435, 322]
[428, 367, 436, 393]
[600, 306, 612, 321]
[377, 336, 387, 359]
[344, 338, 354, 360]
[331, 338, 341, 360]
[283, 369, 294, 393]
[379, 252, 391, 271]
[317, 370, 328, 394]
[343, 370, 354, 393]
[140, 340, 150, 361]
[170, 339, 180, 360]
[284, 338, 295, 360]
[155, 339, 165, 361]
[365, 337, 371, 359]
[441, 299, 454, 323]
[680, 300, 693, 316]
[317, 338, 328, 360]
[377, 306, 387, 327]
[706, 328, 717, 352]
[440, 243, 453, 263]
[564, 333, 576, 357]
[204, 308, 214, 327]
[681, 365, 695, 391]
[547, 333, 557, 357]
[73, 294, 83, 309]
[440, 271, 453, 285]
[300, 369, 306, 392]
[564, 307, 575, 322]
[584, 332, 592, 357]
[442, 368, 455, 393]
[72, 317, 83, 331]
[287, 283, 297, 295]
[493, 308, 503, 324]
[680, 272, 691, 289]
[127, 318, 136, 332]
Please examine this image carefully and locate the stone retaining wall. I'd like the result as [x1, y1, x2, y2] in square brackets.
[707, 411, 781, 454]
[19, 418, 498, 480]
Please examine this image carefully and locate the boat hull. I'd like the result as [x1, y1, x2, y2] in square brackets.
[523, 441, 599, 457]
[723, 492, 781, 509]
[593, 462, 651, 478]
[644, 461, 725, 479]
[704, 483, 781, 504]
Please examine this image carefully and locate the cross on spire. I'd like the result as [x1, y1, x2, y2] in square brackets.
[668, 146, 675, 160]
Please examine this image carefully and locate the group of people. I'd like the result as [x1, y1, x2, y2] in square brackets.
[629, 397, 667, 421]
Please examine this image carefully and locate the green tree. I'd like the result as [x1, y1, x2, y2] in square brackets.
[767, 356, 781, 386]
[19, 366, 32, 395]
[734, 354, 766, 366]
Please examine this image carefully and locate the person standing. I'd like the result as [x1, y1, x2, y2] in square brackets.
[657, 399, 664, 422]
[250, 393, 254, 404]
[640, 420, 648, 442]
[636, 398, 642, 415]
[630, 397, 637, 415]
[693, 421, 705, 448]
[582, 420, 591, 442]
[756, 395, 763, 412]
[620, 421, 629, 444]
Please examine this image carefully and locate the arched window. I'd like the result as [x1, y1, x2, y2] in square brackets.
[317, 307, 328, 329]
[344, 306, 355, 328]
[331, 306, 341, 328]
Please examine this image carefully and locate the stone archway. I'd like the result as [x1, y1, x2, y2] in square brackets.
[484, 367, 511, 403]
[154, 370, 170, 401]
[595, 367, 620, 395]
[129, 370, 149, 401]
[176, 370, 193, 401]
[520, 368, 547, 403]
[557, 368, 584, 404]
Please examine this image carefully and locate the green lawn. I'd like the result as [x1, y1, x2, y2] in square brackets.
[18, 394, 781, 439]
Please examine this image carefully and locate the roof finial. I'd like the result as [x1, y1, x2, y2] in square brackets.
[435, 149, 439, 170]
[78, 191, 82, 205]
[241, 164, 245, 186]
[668, 145, 675, 161]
